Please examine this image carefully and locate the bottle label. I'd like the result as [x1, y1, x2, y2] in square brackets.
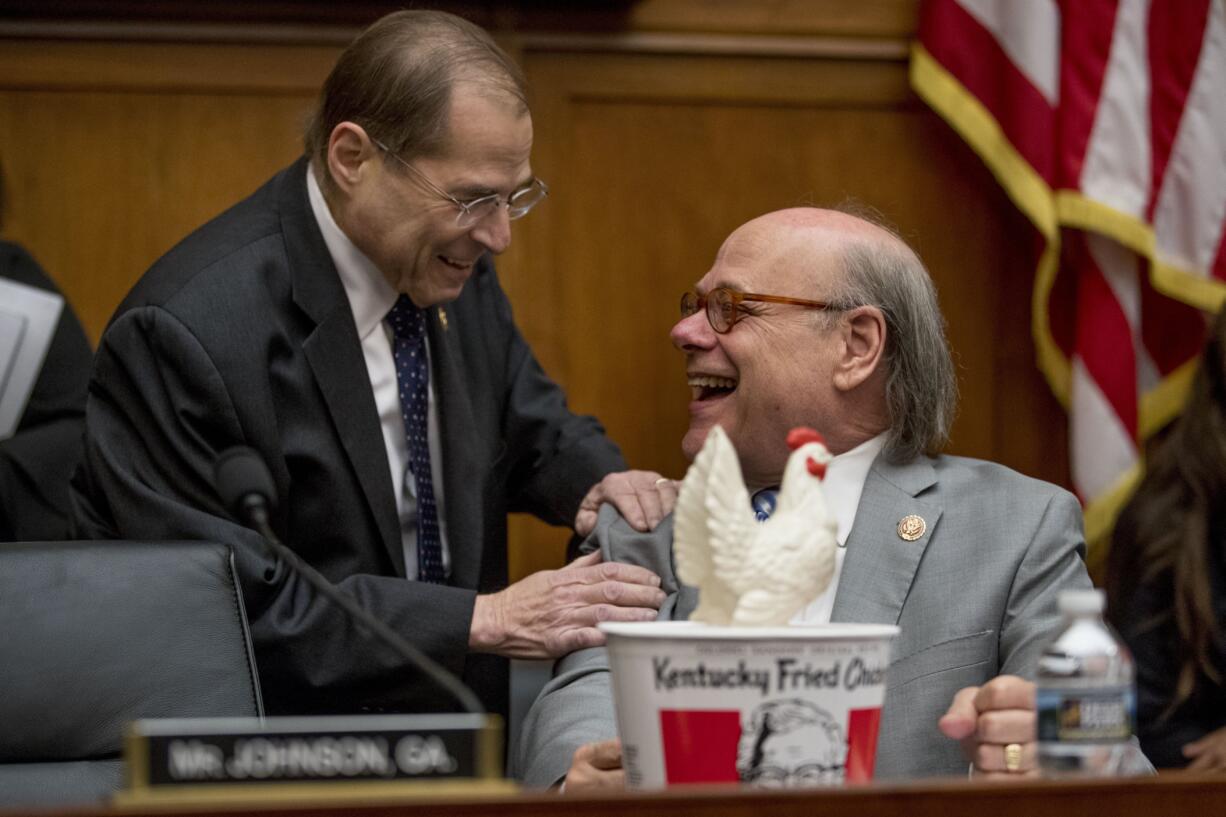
[1037, 686, 1135, 743]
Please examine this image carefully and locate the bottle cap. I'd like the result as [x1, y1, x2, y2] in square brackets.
[1058, 588, 1105, 615]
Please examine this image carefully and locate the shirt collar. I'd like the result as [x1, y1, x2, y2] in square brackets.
[821, 433, 887, 545]
[306, 163, 398, 339]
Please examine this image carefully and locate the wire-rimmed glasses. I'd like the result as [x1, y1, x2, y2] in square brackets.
[373, 139, 548, 228]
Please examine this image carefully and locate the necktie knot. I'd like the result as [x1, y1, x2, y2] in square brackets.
[752, 487, 778, 522]
[387, 294, 424, 342]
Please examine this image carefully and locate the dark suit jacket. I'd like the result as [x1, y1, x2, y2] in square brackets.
[0, 241, 92, 541]
[71, 157, 626, 717]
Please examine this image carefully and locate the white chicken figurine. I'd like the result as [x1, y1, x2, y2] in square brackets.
[674, 425, 838, 627]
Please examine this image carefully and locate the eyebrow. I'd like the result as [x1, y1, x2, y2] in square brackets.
[700, 279, 749, 294]
[452, 186, 499, 200]
[451, 174, 539, 201]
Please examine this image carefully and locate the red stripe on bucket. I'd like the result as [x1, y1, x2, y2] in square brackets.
[660, 709, 742, 784]
[845, 706, 883, 782]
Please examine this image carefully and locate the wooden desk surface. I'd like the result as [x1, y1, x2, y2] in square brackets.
[12, 772, 1224, 817]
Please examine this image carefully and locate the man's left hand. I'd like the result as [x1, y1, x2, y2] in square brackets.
[561, 739, 625, 792]
[938, 675, 1038, 778]
[575, 470, 678, 536]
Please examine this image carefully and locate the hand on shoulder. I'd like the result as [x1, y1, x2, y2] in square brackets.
[469, 551, 664, 658]
[575, 470, 679, 536]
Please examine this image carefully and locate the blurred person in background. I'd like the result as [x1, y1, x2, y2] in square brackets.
[1107, 306, 1226, 771]
[0, 157, 92, 541]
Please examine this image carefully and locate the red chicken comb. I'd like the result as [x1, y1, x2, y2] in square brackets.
[786, 427, 826, 451]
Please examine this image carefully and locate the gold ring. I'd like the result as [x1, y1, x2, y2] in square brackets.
[1004, 742, 1023, 773]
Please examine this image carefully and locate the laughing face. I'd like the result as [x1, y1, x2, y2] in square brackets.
[344, 83, 535, 307]
[670, 213, 848, 489]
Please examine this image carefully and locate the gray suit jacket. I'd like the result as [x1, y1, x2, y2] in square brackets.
[513, 453, 1092, 785]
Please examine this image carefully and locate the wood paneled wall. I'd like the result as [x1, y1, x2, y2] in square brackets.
[0, 1, 1068, 579]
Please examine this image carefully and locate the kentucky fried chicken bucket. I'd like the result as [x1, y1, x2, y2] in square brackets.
[599, 621, 898, 790]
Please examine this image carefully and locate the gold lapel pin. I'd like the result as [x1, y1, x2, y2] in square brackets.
[437, 307, 449, 331]
[897, 514, 926, 541]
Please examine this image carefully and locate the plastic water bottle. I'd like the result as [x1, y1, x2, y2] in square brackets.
[1036, 589, 1135, 777]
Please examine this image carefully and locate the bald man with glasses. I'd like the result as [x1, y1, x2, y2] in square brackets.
[72, 10, 671, 719]
[514, 206, 1099, 786]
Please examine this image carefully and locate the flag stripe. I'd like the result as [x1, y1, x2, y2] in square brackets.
[1144, 0, 1212, 222]
[1078, 0, 1152, 220]
[920, 0, 1057, 181]
[1215, 228, 1226, 282]
[1057, 0, 1122, 188]
[1140, 274, 1207, 376]
[1075, 232, 1139, 438]
[1070, 357, 1138, 501]
[957, 0, 1061, 105]
[1151, 0, 1226, 275]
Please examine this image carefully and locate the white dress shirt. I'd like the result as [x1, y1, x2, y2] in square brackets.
[306, 165, 450, 578]
[790, 433, 886, 624]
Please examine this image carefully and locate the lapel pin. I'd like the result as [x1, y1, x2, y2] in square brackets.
[437, 307, 449, 331]
[897, 514, 926, 541]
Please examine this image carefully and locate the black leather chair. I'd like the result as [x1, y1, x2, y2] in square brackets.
[0, 540, 264, 807]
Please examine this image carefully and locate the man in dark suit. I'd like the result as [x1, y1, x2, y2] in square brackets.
[72, 10, 668, 718]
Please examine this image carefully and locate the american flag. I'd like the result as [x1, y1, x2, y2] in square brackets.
[912, 0, 1226, 563]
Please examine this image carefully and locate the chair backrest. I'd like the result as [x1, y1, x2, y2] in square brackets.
[0, 540, 263, 806]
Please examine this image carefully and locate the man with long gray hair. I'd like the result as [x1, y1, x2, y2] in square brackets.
[513, 206, 1093, 785]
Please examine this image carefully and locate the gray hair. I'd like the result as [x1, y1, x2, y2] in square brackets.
[824, 212, 958, 462]
[304, 10, 527, 181]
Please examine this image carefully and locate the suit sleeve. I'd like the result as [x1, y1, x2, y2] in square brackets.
[997, 488, 1093, 678]
[72, 305, 476, 713]
[513, 506, 679, 786]
[513, 646, 617, 787]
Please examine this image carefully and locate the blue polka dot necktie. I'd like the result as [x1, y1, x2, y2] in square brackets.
[387, 295, 445, 584]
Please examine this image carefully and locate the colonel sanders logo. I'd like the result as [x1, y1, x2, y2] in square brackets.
[735, 699, 845, 787]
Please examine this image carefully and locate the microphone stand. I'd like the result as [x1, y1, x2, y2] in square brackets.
[239, 496, 484, 715]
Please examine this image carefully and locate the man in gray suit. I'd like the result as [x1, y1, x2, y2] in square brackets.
[513, 206, 1093, 787]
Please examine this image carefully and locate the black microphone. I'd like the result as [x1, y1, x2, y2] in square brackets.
[213, 446, 484, 715]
